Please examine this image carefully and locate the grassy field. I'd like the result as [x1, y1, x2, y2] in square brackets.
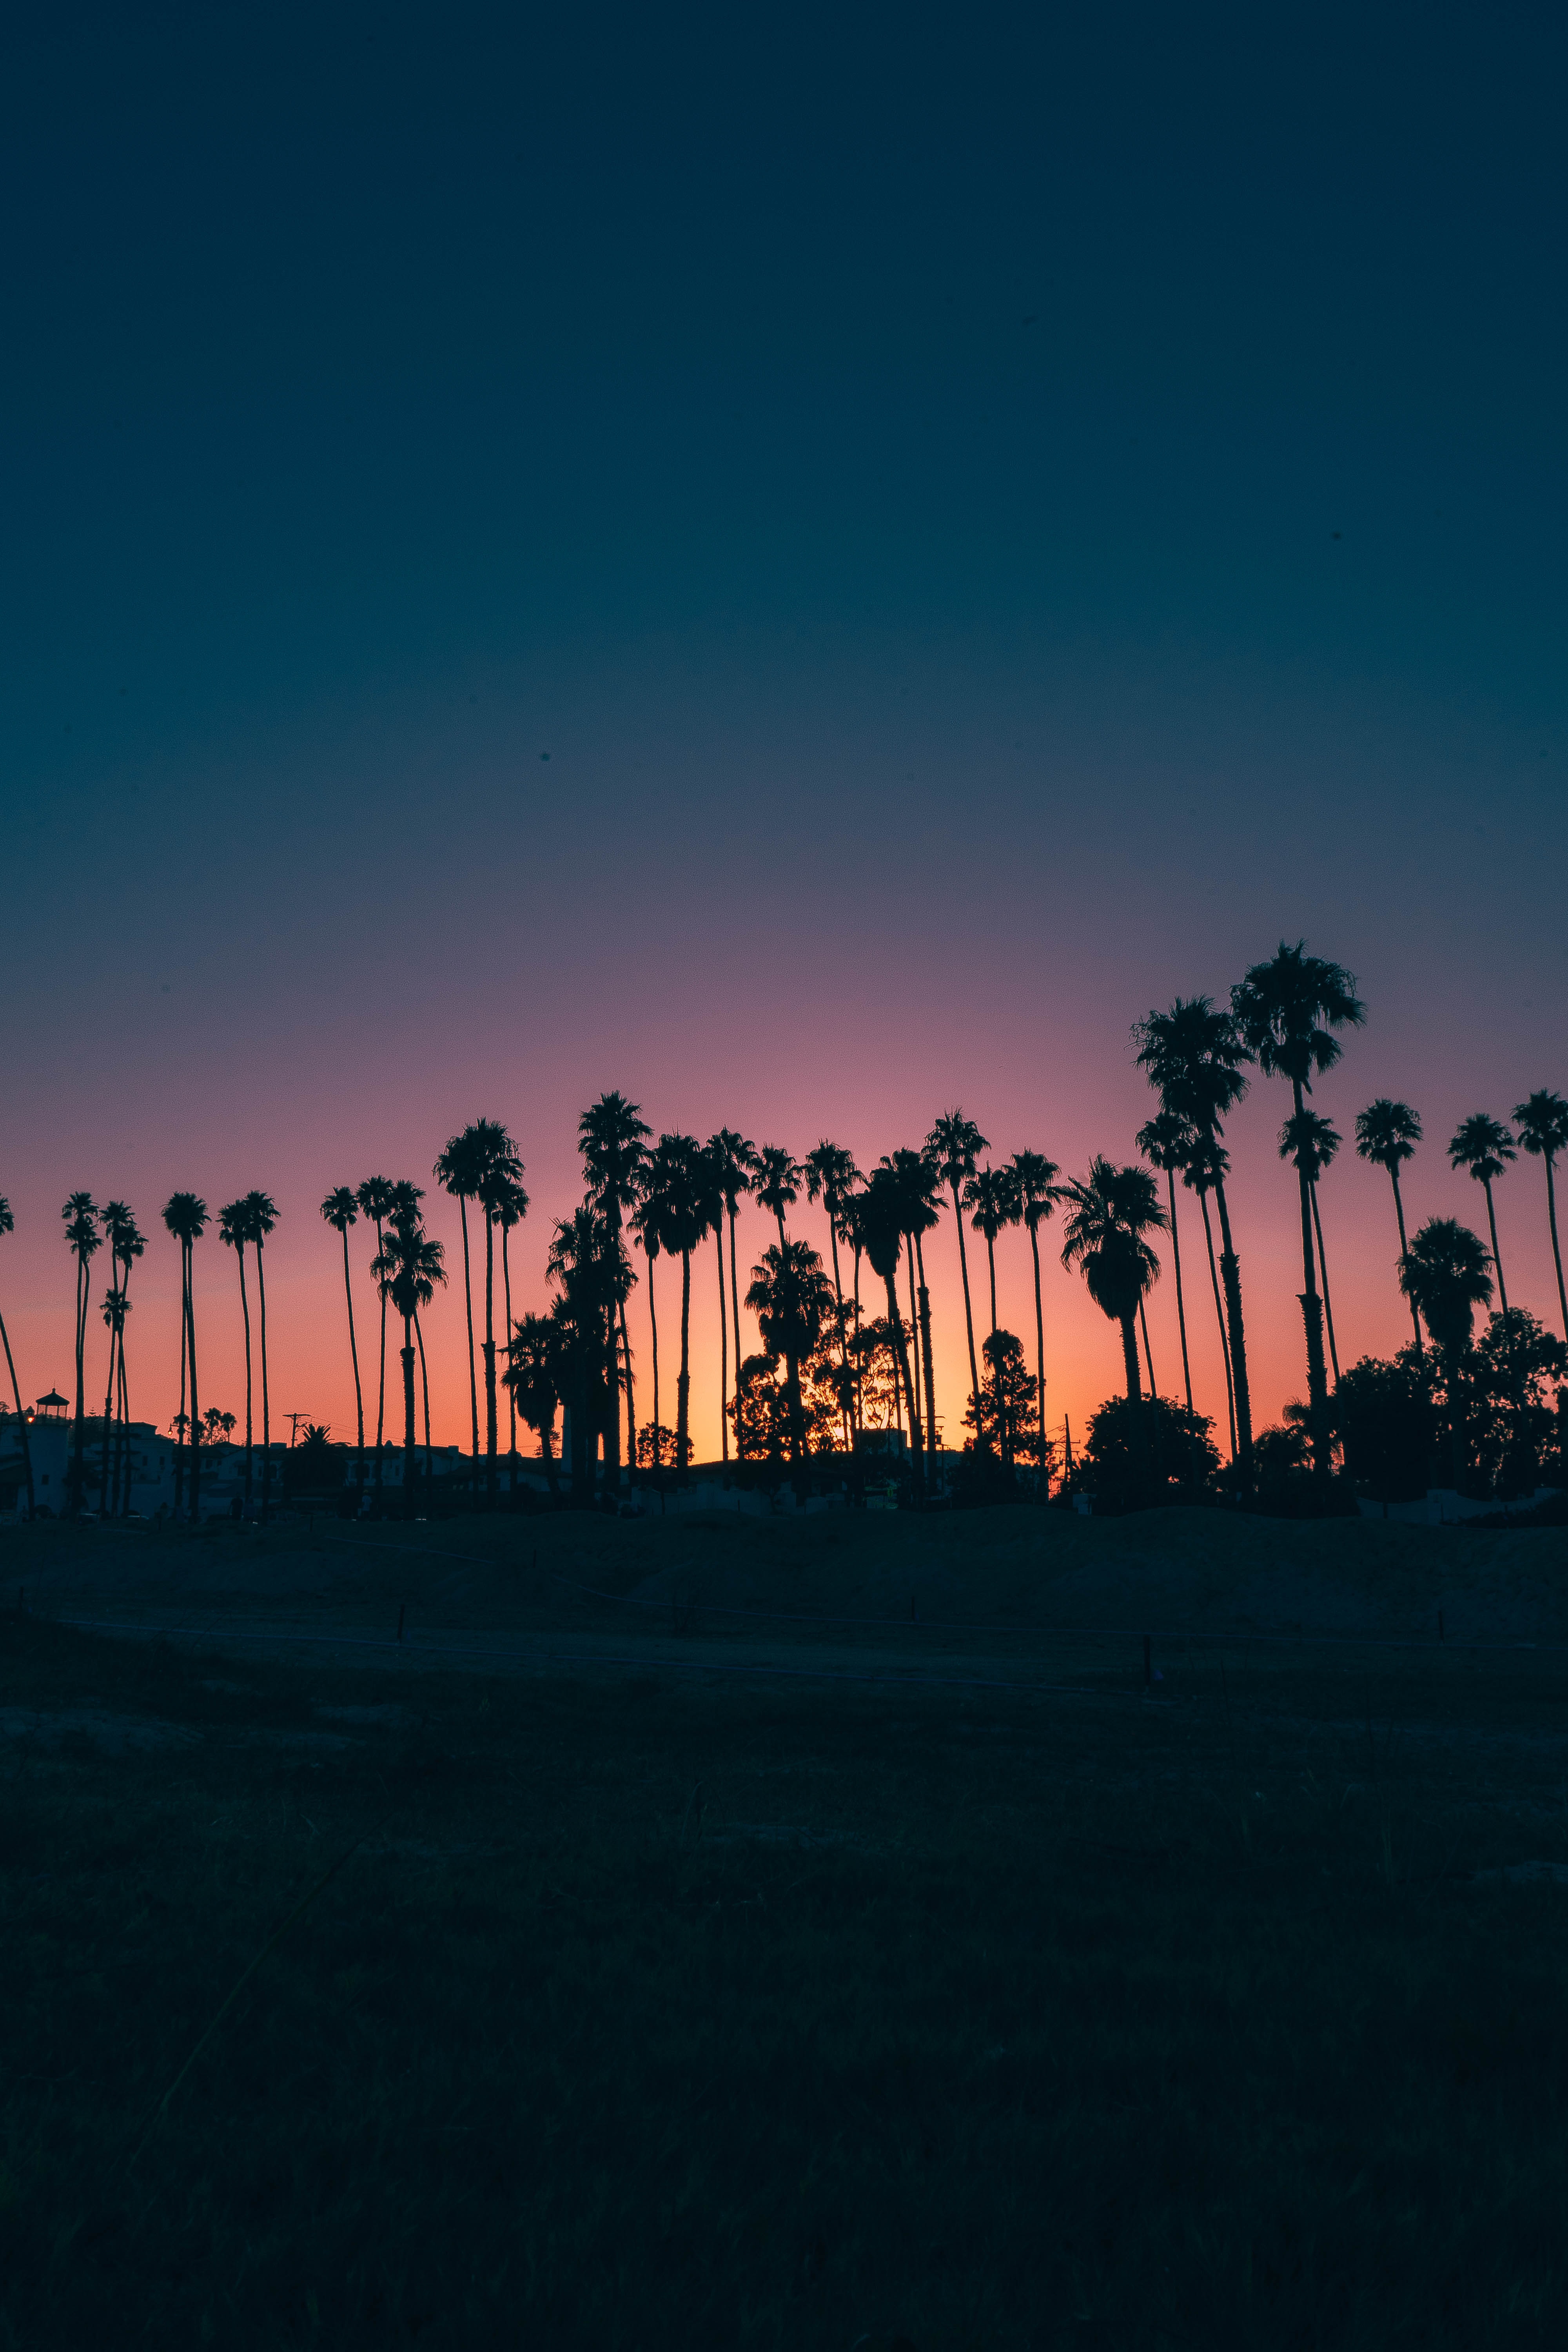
[3, 1508, 1568, 2347]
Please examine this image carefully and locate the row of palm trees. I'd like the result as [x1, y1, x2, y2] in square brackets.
[6, 940, 1566, 1519]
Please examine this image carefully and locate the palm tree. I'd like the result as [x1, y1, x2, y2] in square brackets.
[1135, 1116, 1195, 1415]
[709, 1131, 759, 1445]
[579, 1094, 648, 1485]
[1279, 1110, 1343, 1381]
[0, 1199, 36, 1517]
[641, 1134, 715, 1477]
[858, 1166, 925, 1495]
[962, 1163, 1021, 1336]
[879, 1149, 944, 1460]
[1354, 1099, 1423, 1350]
[1513, 1090, 1568, 1340]
[505, 1310, 564, 1496]
[1011, 1150, 1062, 1476]
[97, 1203, 142, 1513]
[356, 1176, 396, 1504]
[1060, 1159, 1167, 1405]
[755, 1146, 803, 1249]
[162, 1193, 209, 1521]
[461, 1120, 523, 1506]
[629, 1186, 664, 1472]
[371, 1200, 446, 1521]
[1133, 998, 1256, 1484]
[490, 1172, 531, 1498]
[746, 1240, 834, 1478]
[1232, 944, 1365, 1475]
[61, 1192, 100, 1515]
[1399, 1216, 1493, 1491]
[321, 1188, 366, 1501]
[1179, 1140, 1237, 1463]
[546, 1205, 623, 1499]
[804, 1142, 862, 1446]
[927, 1110, 987, 1406]
[218, 1198, 258, 1515]
[1448, 1114, 1517, 1316]
[236, 1192, 279, 1522]
[434, 1126, 488, 1477]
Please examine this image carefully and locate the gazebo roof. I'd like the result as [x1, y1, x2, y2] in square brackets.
[36, 1390, 68, 1410]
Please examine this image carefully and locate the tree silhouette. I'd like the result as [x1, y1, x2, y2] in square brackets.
[98, 1202, 143, 1514]
[546, 1207, 625, 1499]
[578, 1095, 646, 1486]
[1133, 998, 1255, 1484]
[962, 1330, 1042, 1471]
[1279, 1109, 1343, 1382]
[61, 1192, 100, 1516]
[708, 1131, 758, 1452]
[927, 1111, 986, 1409]
[857, 1166, 926, 1496]
[489, 1171, 530, 1498]
[1354, 1099, 1423, 1351]
[1232, 943, 1365, 1475]
[640, 1135, 716, 1477]
[755, 1146, 803, 1250]
[1136, 1114, 1195, 1416]
[161, 1192, 208, 1520]
[1399, 1216, 1493, 1490]
[504, 1310, 564, 1495]
[1513, 1090, 1568, 1341]
[434, 1127, 488, 1476]
[746, 1240, 833, 1478]
[0, 1198, 36, 1517]
[371, 1192, 445, 1520]
[805, 1142, 862, 1450]
[1181, 1140, 1237, 1463]
[628, 1184, 664, 1474]
[879, 1149, 943, 1459]
[1060, 1158, 1167, 1406]
[218, 1198, 258, 1515]
[961, 1162, 1020, 1337]
[356, 1176, 396, 1508]
[1011, 1150, 1062, 1479]
[1448, 1114, 1516, 1316]
[321, 1188, 366, 1500]
[238, 1193, 279, 1521]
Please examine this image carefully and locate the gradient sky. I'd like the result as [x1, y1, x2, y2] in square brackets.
[4, 2, 1565, 1466]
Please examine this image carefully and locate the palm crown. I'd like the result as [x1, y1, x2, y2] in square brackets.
[1448, 1112, 1516, 1187]
[1399, 1217, 1492, 1354]
[1279, 1110, 1341, 1182]
[962, 1163, 1021, 1243]
[579, 1093, 649, 1212]
[1133, 997, 1252, 1134]
[1514, 1091, 1568, 1163]
[1011, 1149, 1062, 1230]
[926, 1110, 987, 1190]
[1355, 1098, 1421, 1172]
[755, 1146, 803, 1232]
[321, 1186, 358, 1235]
[1231, 943, 1365, 1094]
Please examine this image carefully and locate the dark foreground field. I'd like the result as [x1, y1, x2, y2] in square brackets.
[3, 1507, 1568, 2348]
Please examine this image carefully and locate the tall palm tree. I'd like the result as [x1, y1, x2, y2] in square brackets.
[1135, 1115, 1195, 1415]
[858, 1166, 925, 1496]
[1011, 1149, 1062, 1476]
[1181, 1142, 1237, 1462]
[1060, 1158, 1167, 1406]
[1448, 1114, 1517, 1316]
[927, 1110, 987, 1406]
[579, 1094, 648, 1485]
[1134, 998, 1256, 1484]
[962, 1163, 1022, 1336]
[1513, 1090, 1568, 1340]
[1232, 944, 1365, 1475]
[356, 1176, 396, 1504]
[709, 1131, 758, 1444]
[804, 1142, 862, 1446]
[546, 1205, 622, 1499]
[0, 1199, 36, 1518]
[218, 1198, 258, 1515]
[237, 1192, 279, 1522]
[629, 1185, 664, 1471]
[320, 1188, 366, 1501]
[505, 1310, 564, 1496]
[461, 1120, 523, 1506]
[1399, 1217, 1493, 1491]
[641, 1133, 715, 1477]
[746, 1240, 834, 1478]
[1354, 1099, 1423, 1350]
[434, 1126, 488, 1477]
[880, 1149, 943, 1459]
[97, 1203, 142, 1514]
[62, 1192, 100, 1515]
[1279, 1110, 1343, 1381]
[162, 1193, 208, 1521]
[371, 1199, 446, 1521]
[490, 1172, 531, 1497]
[755, 1146, 803, 1248]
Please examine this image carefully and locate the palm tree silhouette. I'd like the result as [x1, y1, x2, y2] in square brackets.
[805, 1142, 862, 1448]
[320, 1188, 366, 1501]
[629, 1185, 664, 1472]
[755, 1146, 803, 1249]
[504, 1310, 564, 1495]
[162, 1192, 208, 1521]
[962, 1163, 1021, 1337]
[858, 1166, 925, 1496]
[547, 1205, 624, 1499]
[465, 1120, 523, 1504]
[1133, 998, 1256, 1484]
[1513, 1090, 1568, 1339]
[1279, 1109, 1343, 1381]
[371, 1194, 445, 1520]
[356, 1177, 396, 1505]
[61, 1192, 100, 1515]
[1232, 944, 1365, 1475]
[434, 1127, 488, 1477]
[746, 1239, 834, 1479]
[1399, 1216, 1492, 1490]
[1354, 1099, 1423, 1351]
[0, 1198, 36, 1518]
[238, 1193, 279, 1522]
[641, 1134, 715, 1477]
[879, 1149, 943, 1459]
[98, 1203, 143, 1514]
[218, 1198, 258, 1515]
[927, 1111, 987, 1409]
[1448, 1114, 1517, 1316]
[1135, 1115, 1195, 1416]
[1181, 1139, 1237, 1462]
[1011, 1149, 1062, 1475]
[579, 1094, 647, 1485]
[489, 1172, 531, 1497]
[1060, 1158, 1167, 1406]
[708, 1131, 758, 1449]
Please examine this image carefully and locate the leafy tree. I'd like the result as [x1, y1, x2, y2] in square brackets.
[1059, 1158, 1167, 1405]
[962, 1329, 1042, 1469]
[0, 1198, 35, 1516]
[356, 1176, 397, 1506]
[1399, 1216, 1493, 1490]
[1232, 942, 1365, 1475]
[161, 1192, 208, 1519]
[926, 1109, 987, 1406]
[1512, 1091, 1568, 1341]
[1354, 1099, 1423, 1350]
[1133, 998, 1256, 1483]
[579, 1094, 646, 1483]
[1470, 1308, 1568, 1499]
[320, 1187, 365, 1499]
[962, 1162, 1021, 1336]
[1448, 1114, 1517, 1316]
[1080, 1394, 1220, 1512]
[1335, 1350, 1436, 1506]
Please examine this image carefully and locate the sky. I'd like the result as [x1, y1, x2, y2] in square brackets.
[2, 0, 1565, 1469]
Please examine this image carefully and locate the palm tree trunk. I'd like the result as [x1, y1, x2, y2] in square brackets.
[647, 1245, 660, 1473]
[905, 1248, 923, 1434]
[1390, 1169, 1422, 1351]
[716, 1228, 728, 1463]
[942, 1183, 977, 1403]
[677, 1249, 692, 1478]
[0, 1307, 35, 1517]
[400, 1324, 417, 1521]
[603, 1214, 622, 1490]
[1198, 1190, 1238, 1462]
[1166, 1174, 1194, 1415]
[255, 1241, 270, 1526]
[416, 1310, 433, 1510]
[100, 1287, 120, 1514]
[852, 1243, 864, 1437]
[501, 1224, 517, 1502]
[619, 1304, 635, 1480]
[915, 1233, 938, 1465]
[985, 1233, 998, 1336]
[174, 1250, 188, 1517]
[882, 1271, 925, 1497]
[1290, 1085, 1330, 1477]
[373, 1218, 387, 1506]
[1210, 1174, 1253, 1483]
[1310, 1179, 1340, 1381]
[1120, 1312, 1142, 1403]
[459, 1200, 479, 1475]
[1138, 1297, 1156, 1397]
[187, 1242, 201, 1524]
[1544, 1154, 1568, 1342]
[341, 1228, 365, 1501]
[1482, 1178, 1508, 1315]
[236, 1242, 254, 1515]
[116, 1316, 131, 1514]
[71, 1256, 86, 1515]
[483, 1212, 498, 1505]
[728, 1209, 744, 1399]
[1028, 1221, 1046, 1486]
